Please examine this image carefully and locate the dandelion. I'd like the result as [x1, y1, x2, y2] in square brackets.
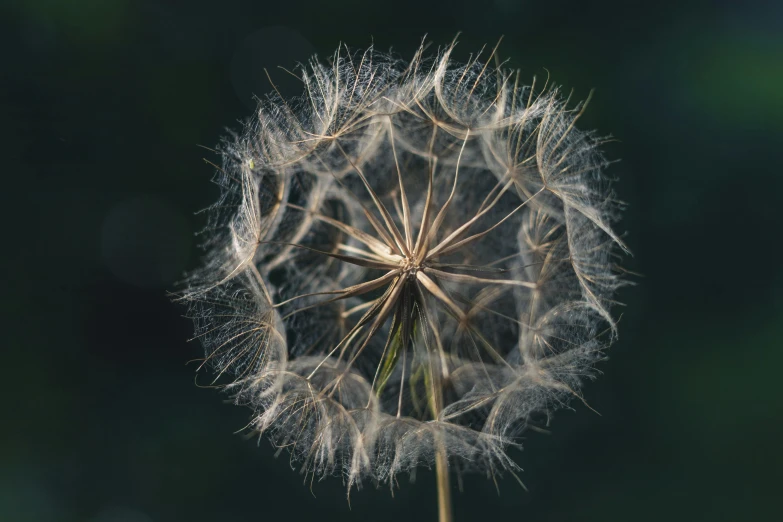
[179, 38, 627, 521]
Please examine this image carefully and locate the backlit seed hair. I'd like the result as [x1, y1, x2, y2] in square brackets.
[180, 39, 628, 492]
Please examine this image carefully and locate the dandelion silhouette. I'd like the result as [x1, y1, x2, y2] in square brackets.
[178, 38, 627, 521]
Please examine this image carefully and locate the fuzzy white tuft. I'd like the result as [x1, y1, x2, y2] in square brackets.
[179, 39, 627, 491]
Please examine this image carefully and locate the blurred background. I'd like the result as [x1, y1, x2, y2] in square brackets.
[3, 0, 782, 521]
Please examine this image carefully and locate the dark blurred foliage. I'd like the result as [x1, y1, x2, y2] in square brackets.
[2, 0, 782, 521]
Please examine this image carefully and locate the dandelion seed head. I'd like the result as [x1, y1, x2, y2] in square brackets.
[179, 38, 627, 490]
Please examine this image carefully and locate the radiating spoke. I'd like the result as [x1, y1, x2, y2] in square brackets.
[388, 118, 414, 251]
[420, 132, 470, 258]
[416, 271, 465, 320]
[413, 126, 438, 260]
[285, 202, 398, 259]
[305, 278, 401, 381]
[325, 277, 407, 393]
[424, 267, 537, 289]
[426, 187, 544, 260]
[425, 178, 514, 259]
[427, 262, 508, 273]
[280, 269, 400, 319]
[335, 141, 410, 256]
[313, 152, 400, 253]
[267, 240, 399, 270]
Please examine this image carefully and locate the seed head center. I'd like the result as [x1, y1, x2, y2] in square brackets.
[401, 256, 421, 279]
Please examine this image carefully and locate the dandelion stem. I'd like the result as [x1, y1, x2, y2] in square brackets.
[435, 436, 452, 522]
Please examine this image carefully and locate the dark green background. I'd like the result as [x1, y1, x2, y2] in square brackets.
[4, 1, 782, 521]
